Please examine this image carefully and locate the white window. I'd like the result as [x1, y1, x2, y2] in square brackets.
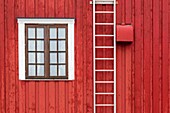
[18, 18, 75, 80]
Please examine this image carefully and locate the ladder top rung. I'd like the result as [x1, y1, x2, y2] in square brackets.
[95, 81, 114, 83]
[95, 69, 114, 72]
[90, 0, 118, 5]
[95, 46, 114, 48]
[95, 58, 114, 60]
[95, 93, 114, 95]
[95, 34, 114, 37]
[95, 0, 115, 1]
[95, 104, 114, 106]
[95, 11, 114, 14]
[95, 23, 114, 25]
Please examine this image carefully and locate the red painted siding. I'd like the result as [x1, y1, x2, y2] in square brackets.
[0, 0, 169, 113]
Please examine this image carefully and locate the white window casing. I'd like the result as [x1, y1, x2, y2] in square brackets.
[17, 18, 75, 80]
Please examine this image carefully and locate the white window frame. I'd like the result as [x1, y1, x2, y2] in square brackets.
[17, 18, 75, 80]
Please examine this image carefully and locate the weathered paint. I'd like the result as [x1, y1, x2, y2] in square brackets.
[0, 0, 169, 113]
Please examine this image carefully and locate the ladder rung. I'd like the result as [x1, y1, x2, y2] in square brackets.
[95, 11, 114, 14]
[95, 58, 114, 60]
[96, 104, 114, 106]
[95, 46, 114, 48]
[95, 69, 114, 72]
[95, 93, 114, 95]
[95, 23, 114, 25]
[90, 1, 118, 5]
[95, 34, 114, 37]
[95, 0, 115, 1]
[95, 81, 114, 83]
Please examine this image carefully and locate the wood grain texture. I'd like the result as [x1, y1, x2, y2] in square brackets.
[0, 0, 170, 113]
[0, 0, 5, 112]
[162, 0, 169, 113]
[5, 0, 16, 112]
[153, 0, 161, 113]
[143, 0, 152, 113]
[134, 0, 144, 113]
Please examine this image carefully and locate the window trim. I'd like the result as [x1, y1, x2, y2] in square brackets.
[18, 18, 75, 80]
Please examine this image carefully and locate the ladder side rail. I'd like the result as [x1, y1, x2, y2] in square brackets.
[113, 0, 117, 113]
[93, 0, 96, 113]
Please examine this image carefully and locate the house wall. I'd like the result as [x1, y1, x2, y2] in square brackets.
[0, 0, 169, 113]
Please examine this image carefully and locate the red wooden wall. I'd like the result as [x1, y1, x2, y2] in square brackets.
[0, 0, 169, 113]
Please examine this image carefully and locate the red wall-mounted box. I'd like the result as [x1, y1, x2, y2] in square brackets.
[116, 25, 134, 42]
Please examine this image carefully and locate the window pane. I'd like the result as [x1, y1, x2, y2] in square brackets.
[28, 40, 35, 51]
[58, 28, 66, 39]
[50, 41, 57, 51]
[28, 53, 35, 63]
[37, 28, 44, 39]
[58, 65, 66, 76]
[50, 65, 57, 76]
[58, 40, 66, 51]
[50, 53, 57, 63]
[58, 53, 66, 63]
[37, 65, 44, 76]
[50, 28, 57, 39]
[28, 28, 35, 39]
[29, 65, 36, 76]
[37, 53, 44, 63]
[37, 41, 44, 51]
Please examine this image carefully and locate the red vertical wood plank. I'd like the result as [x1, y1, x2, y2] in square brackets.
[125, 0, 132, 112]
[57, 0, 64, 18]
[47, 0, 55, 17]
[45, 83, 49, 113]
[0, 0, 5, 112]
[117, 0, 122, 24]
[15, 0, 20, 112]
[37, 0, 45, 17]
[68, 0, 75, 18]
[122, 46, 125, 113]
[25, 84, 29, 113]
[75, 0, 83, 113]
[134, 0, 144, 112]
[116, 45, 122, 113]
[25, 0, 36, 112]
[131, 0, 135, 112]
[169, 43, 170, 113]
[152, 0, 161, 112]
[125, 45, 132, 113]
[35, 82, 38, 113]
[39, 83, 45, 113]
[4, 0, 8, 111]
[169, 5, 170, 113]
[125, 0, 132, 24]
[82, 0, 87, 113]
[122, 0, 125, 23]
[58, 82, 66, 113]
[86, 0, 93, 113]
[28, 82, 36, 112]
[5, 0, 16, 112]
[143, 0, 152, 113]
[161, 0, 169, 112]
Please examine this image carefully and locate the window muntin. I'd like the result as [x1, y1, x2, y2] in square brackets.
[25, 24, 68, 79]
